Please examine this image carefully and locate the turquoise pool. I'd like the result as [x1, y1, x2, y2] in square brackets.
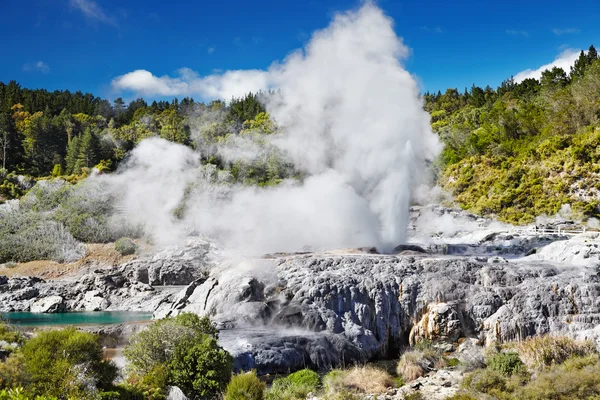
[0, 311, 153, 327]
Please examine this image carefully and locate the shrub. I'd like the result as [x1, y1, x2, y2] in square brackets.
[267, 369, 320, 400]
[168, 336, 233, 399]
[322, 369, 346, 396]
[342, 366, 395, 394]
[0, 387, 58, 400]
[0, 321, 23, 345]
[443, 393, 478, 400]
[513, 357, 600, 400]
[462, 369, 506, 394]
[124, 314, 231, 400]
[124, 313, 219, 373]
[19, 327, 117, 398]
[115, 237, 137, 256]
[0, 211, 85, 263]
[397, 348, 444, 381]
[0, 353, 25, 389]
[121, 364, 168, 400]
[287, 369, 320, 389]
[487, 351, 526, 376]
[224, 371, 266, 400]
[515, 335, 596, 371]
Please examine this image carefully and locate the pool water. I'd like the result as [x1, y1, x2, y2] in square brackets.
[0, 311, 153, 327]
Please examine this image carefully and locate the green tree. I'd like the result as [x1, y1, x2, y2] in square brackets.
[571, 50, 590, 79]
[19, 328, 117, 398]
[124, 313, 231, 399]
[74, 128, 101, 173]
[65, 135, 81, 175]
[541, 67, 569, 88]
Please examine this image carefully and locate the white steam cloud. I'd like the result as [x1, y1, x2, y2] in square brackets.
[103, 3, 441, 254]
[514, 48, 582, 83]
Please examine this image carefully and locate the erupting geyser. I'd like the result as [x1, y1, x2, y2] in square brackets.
[106, 3, 442, 254]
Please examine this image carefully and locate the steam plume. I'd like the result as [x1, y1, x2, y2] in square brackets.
[103, 3, 442, 254]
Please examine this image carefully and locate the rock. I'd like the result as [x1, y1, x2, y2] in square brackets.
[409, 302, 462, 345]
[30, 295, 66, 313]
[395, 369, 463, 400]
[120, 238, 214, 286]
[394, 244, 427, 254]
[81, 290, 110, 311]
[166, 386, 188, 400]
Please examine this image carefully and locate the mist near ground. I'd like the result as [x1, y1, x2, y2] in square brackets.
[96, 3, 442, 254]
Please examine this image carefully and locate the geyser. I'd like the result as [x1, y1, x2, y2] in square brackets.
[104, 3, 442, 253]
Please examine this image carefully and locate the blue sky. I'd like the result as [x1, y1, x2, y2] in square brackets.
[1, 0, 599, 101]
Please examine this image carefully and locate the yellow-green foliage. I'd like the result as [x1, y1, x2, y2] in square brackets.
[432, 56, 600, 223]
[0, 322, 22, 346]
[486, 351, 526, 377]
[458, 337, 600, 400]
[18, 327, 117, 399]
[267, 369, 320, 400]
[514, 335, 596, 371]
[224, 371, 266, 400]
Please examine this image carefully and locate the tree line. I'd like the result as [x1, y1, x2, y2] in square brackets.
[428, 45, 600, 223]
[0, 82, 268, 199]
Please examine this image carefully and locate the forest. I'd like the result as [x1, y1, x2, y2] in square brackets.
[2, 45, 600, 225]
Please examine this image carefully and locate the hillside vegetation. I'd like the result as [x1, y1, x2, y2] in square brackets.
[1, 46, 600, 264]
[428, 45, 600, 223]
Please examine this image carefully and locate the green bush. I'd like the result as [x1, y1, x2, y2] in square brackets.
[19, 327, 117, 398]
[124, 313, 231, 400]
[287, 369, 320, 389]
[224, 371, 266, 400]
[0, 353, 25, 389]
[513, 356, 600, 400]
[168, 336, 233, 399]
[267, 369, 320, 400]
[120, 364, 168, 400]
[0, 387, 58, 400]
[0, 322, 23, 345]
[115, 237, 137, 256]
[124, 313, 219, 373]
[487, 352, 526, 376]
[462, 369, 506, 394]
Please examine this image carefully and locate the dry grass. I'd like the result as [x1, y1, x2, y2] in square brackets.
[329, 366, 395, 395]
[397, 348, 444, 381]
[514, 335, 596, 371]
[0, 242, 141, 279]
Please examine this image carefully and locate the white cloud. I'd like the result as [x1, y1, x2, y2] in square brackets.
[208, 47, 215, 54]
[111, 68, 270, 100]
[506, 29, 529, 37]
[553, 28, 580, 35]
[23, 61, 50, 73]
[69, 0, 116, 25]
[513, 48, 581, 83]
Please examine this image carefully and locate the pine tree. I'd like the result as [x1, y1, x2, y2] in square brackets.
[570, 50, 589, 79]
[65, 135, 81, 174]
[74, 129, 101, 173]
[588, 45, 598, 63]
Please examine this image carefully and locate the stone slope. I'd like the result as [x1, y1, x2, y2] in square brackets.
[3, 234, 600, 374]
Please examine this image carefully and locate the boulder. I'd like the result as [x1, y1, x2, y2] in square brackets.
[409, 302, 462, 345]
[30, 295, 66, 313]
